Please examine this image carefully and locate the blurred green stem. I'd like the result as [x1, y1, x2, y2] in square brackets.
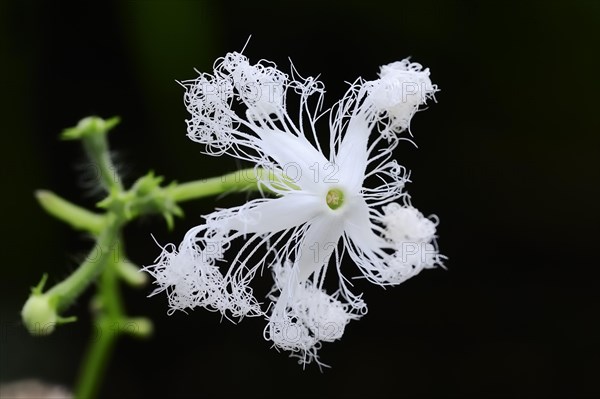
[47, 215, 122, 312]
[35, 190, 106, 235]
[74, 237, 129, 399]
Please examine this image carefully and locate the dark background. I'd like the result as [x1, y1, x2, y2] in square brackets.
[1, 0, 599, 398]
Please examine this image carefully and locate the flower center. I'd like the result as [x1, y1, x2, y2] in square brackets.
[325, 188, 344, 210]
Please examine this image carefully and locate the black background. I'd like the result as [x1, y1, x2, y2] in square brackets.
[1, 1, 599, 398]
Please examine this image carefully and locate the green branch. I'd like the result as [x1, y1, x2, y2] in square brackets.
[35, 190, 106, 235]
[62, 116, 122, 192]
[75, 237, 151, 399]
[21, 214, 122, 335]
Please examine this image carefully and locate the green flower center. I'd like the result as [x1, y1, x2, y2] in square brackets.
[326, 188, 344, 210]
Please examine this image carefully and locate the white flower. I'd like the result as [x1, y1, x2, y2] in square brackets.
[146, 49, 444, 366]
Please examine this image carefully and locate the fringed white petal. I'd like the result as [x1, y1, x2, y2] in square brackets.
[368, 58, 438, 134]
[206, 194, 322, 236]
[294, 215, 345, 282]
[264, 261, 360, 367]
[142, 242, 233, 315]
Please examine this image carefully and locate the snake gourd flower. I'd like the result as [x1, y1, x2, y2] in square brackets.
[144, 49, 444, 366]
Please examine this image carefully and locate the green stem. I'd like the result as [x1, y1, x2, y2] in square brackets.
[115, 258, 147, 287]
[36, 169, 279, 236]
[74, 316, 117, 399]
[75, 236, 125, 399]
[82, 132, 123, 192]
[46, 214, 122, 312]
[35, 190, 106, 235]
[61, 116, 123, 192]
[170, 168, 267, 203]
